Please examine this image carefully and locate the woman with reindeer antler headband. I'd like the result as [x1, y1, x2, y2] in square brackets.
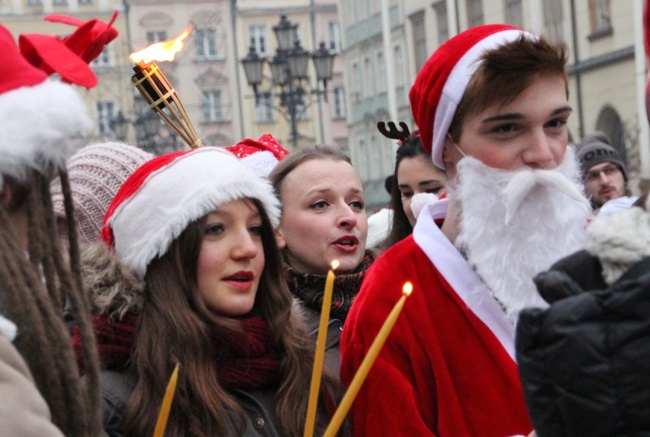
[377, 121, 447, 252]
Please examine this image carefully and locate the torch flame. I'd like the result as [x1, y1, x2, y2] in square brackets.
[331, 260, 340, 270]
[130, 28, 192, 65]
[402, 282, 413, 296]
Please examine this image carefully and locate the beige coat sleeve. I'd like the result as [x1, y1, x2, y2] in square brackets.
[0, 334, 64, 436]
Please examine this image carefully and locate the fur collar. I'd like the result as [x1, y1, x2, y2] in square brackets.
[80, 242, 145, 318]
[586, 206, 650, 284]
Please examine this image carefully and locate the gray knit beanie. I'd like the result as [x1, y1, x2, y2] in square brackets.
[51, 142, 153, 243]
[576, 131, 627, 181]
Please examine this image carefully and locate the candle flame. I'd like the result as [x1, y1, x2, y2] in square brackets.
[130, 28, 192, 65]
[402, 282, 413, 296]
[331, 260, 340, 270]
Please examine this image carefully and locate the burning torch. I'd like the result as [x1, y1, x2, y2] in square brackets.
[129, 28, 203, 149]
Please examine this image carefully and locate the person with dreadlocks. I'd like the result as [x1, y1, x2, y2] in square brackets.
[0, 14, 117, 436]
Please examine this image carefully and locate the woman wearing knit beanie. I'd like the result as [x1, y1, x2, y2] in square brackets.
[50, 141, 153, 244]
[78, 146, 340, 436]
[268, 145, 373, 376]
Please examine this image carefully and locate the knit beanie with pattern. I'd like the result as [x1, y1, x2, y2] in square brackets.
[51, 142, 153, 243]
[576, 131, 628, 181]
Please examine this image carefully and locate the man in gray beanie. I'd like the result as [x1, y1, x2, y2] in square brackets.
[577, 131, 631, 211]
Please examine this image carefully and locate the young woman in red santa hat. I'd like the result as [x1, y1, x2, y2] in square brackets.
[79, 146, 340, 436]
[268, 145, 373, 377]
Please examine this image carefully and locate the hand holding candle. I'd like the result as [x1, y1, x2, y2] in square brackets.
[304, 260, 339, 437]
[153, 363, 180, 437]
[323, 282, 413, 437]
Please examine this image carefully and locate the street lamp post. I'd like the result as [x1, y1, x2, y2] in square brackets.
[240, 14, 335, 149]
[110, 109, 177, 155]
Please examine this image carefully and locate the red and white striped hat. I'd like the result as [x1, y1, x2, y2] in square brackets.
[409, 24, 533, 169]
[100, 147, 281, 278]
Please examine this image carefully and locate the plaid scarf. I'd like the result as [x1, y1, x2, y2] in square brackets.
[284, 252, 375, 321]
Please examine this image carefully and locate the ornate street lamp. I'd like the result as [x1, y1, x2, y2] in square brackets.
[240, 14, 336, 149]
[110, 111, 130, 142]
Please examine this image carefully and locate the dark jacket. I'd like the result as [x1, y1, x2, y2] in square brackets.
[516, 255, 650, 437]
[98, 369, 283, 437]
[301, 305, 343, 377]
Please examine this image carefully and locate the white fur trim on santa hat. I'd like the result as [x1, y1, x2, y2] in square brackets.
[431, 30, 533, 169]
[240, 150, 281, 178]
[0, 79, 91, 190]
[107, 147, 281, 278]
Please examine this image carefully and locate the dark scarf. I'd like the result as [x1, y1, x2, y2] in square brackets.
[284, 252, 375, 321]
[72, 313, 281, 390]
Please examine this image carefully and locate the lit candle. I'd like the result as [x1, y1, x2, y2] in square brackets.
[323, 282, 413, 437]
[153, 363, 180, 437]
[304, 260, 339, 437]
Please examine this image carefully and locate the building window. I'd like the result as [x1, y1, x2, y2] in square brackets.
[466, 0, 484, 27]
[195, 29, 218, 60]
[394, 45, 404, 87]
[359, 138, 370, 179]
[26, 0, 42, 5]
[352, 62, 361, 102]
[410, 11, 427, 72]
[333, 87, 347, 118]
[79, 0, 93, 4]
[363, 57, 374, 98]
[249, 25, 267, 55]
[91, 45, 113, 67]
[53, 0, 67, 5]
[433, 1, 449, 45]
[202, 90, 223, 122]
[504, 0, 523, 28]
[542, 0, 564, 44]
[97, 101, 115, 136]
[255, 93, 274, 123]
[328, 21, 341, 53]
[376, 51, 385, 92]
[147, 31, 168, 44]
[588, 0, 612, 37]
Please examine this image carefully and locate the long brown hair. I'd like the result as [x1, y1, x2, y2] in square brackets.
[0, 168, 101, 435]
[124, 198, 339, 436]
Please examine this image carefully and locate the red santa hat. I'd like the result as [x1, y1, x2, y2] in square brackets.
[0, 23, 93, 191]
[100, 147, 281, 278]
[226, 133, 290, 177]
[409, 24, 533, 169]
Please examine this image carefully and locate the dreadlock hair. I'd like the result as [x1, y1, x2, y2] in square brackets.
[0, 166, 101, 436]
[124, 198, 341, 436]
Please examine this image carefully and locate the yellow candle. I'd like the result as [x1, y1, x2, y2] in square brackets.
[153, 363, 180, 437]
[304, 260, 339, 437]
[323, 282, 413, 437]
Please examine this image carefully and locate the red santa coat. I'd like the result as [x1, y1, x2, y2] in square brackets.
[340, 201, 532, 436]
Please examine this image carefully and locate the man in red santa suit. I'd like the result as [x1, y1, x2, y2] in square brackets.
[339, 24, 592, 437]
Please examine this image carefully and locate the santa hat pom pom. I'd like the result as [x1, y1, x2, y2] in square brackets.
[411, 192, 439, 221]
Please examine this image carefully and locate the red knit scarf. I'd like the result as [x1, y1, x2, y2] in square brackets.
[72, 313, 281, 390]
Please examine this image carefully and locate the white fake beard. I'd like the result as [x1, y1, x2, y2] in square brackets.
[453, 147, 591, 323]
